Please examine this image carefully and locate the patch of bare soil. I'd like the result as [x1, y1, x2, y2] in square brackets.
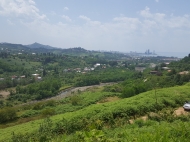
[129, 107, 189, 124]
[0, 90, 10, 99]
[97, 96, 120, 104]
[129, 116, 148, 124]
[174, 107, 190, 116]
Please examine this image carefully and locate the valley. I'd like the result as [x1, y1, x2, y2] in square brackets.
[0, 43, 190, 141]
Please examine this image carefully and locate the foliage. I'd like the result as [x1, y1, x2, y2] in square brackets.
[0, 107, 17, 123]
[9, 78, 61, 101]
[1, 83, 190, 141]
[70, 95, 82, 105]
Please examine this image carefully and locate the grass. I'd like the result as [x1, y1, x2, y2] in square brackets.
[0, 83, 190, 141]
[53, 119, 190, 142]
[58, 85, 72, 91]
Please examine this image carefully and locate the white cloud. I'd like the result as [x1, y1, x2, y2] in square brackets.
[62, 15, 72, 22]
[7, 19, 15, 25]
[1, 4, 190, 53]
[28, 0, 35, 5]
[140, 6, 152, 18]
[79, 15, 91, 21]
[64, 7, 69, 11]
[20, 8, 190, 52]
[155, 0, 159, 2]
[0, 0, 47, 20]
[139, 7, 190, 29]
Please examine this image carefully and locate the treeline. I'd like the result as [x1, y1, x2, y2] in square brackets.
[9, 78, 61, 101]
[169, 56, 190, 71]
[0, 60, 24, 73]
[74, 68, 133, 87]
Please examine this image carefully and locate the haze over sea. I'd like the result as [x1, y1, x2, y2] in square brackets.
[157, 52, 189, 58]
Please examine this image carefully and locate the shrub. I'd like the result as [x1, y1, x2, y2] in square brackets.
[70, 95, 81, 105]
[41, 108, 55, 117]
[33, 102, 44, 110]
[121, 87, 135, 98]
[20, 110, 39, 118]
[45, 100, 56, 107]
[0, 107, 17, 123]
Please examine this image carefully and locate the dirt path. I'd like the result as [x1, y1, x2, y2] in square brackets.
[0, 90, 10, 99]
[21, 82, 117, 105]
[48, 82, 116, 100]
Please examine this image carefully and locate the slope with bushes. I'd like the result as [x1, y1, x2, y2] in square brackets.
[0, 83, 190, 141]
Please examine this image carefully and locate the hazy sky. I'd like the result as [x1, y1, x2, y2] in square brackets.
[0, 0, 190, 53]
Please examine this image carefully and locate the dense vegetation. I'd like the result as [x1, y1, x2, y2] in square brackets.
[1, 83, 190, 141]
[0, 43, 190, 141]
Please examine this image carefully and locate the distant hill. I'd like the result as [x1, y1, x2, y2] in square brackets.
[25, 42, 57, 49]
[0, 42, 90, 56]
[0, 43, 31, 53]
[0, 42, 127, 58]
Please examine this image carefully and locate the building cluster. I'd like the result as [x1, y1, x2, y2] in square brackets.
[63, 63, 102, 74]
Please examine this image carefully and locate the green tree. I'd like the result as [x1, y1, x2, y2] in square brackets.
[122, 87, 135, 98]
[0, 107, 17, 123]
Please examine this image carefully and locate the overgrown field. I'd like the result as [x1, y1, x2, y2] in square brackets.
[1, 83, 190, 141]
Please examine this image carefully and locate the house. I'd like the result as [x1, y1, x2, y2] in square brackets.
[20, 75, 26, 78]
[74, 68, 81, 72]
[0, 78, 4, 81]
[150, 71, 162, 76]
[150, 63, 156, 68]
[179, 71, 189, 75]
[135, 67, 146, 72]
[162, 67, 170, 70]
[37, 77, 42, 80]
[102, 66, 106, 69]
[165, 62, 170, 65]
[32, 74, 39, 77]
[94, 63, 101, 68]
[150, 71, 158, 74]
[63, 69, 68, 72]
[84, 67, 91, 72]
[11, 75, 18, 80]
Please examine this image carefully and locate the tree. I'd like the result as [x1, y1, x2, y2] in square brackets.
[122, 87, 135, 98]
[0, 107, 17, 123]
[43, 69, 47, 77]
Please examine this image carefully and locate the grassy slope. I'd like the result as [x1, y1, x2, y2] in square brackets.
[0, 83, 190, 141]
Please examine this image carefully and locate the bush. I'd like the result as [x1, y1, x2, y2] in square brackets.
[20, 110, 39, 118]
[45, 100, 56, 107]
[70, 95, 81, 105]
[121, 87, 135, 98]
[0, 107, 17, 123]
[33, 102, 45, 110]
[41, 108, 55, 116]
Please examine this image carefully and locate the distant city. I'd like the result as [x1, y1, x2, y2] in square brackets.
[128, 49, 157, 57]
[144, 49, 156, 55]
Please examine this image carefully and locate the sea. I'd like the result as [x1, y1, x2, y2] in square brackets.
[156, 52, 189, 58]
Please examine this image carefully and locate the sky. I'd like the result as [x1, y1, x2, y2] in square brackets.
[0, 0, 190, 54]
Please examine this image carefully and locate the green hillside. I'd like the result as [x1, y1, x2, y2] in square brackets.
[0, 43, 190, 141]
[0, 83, 190, 141]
